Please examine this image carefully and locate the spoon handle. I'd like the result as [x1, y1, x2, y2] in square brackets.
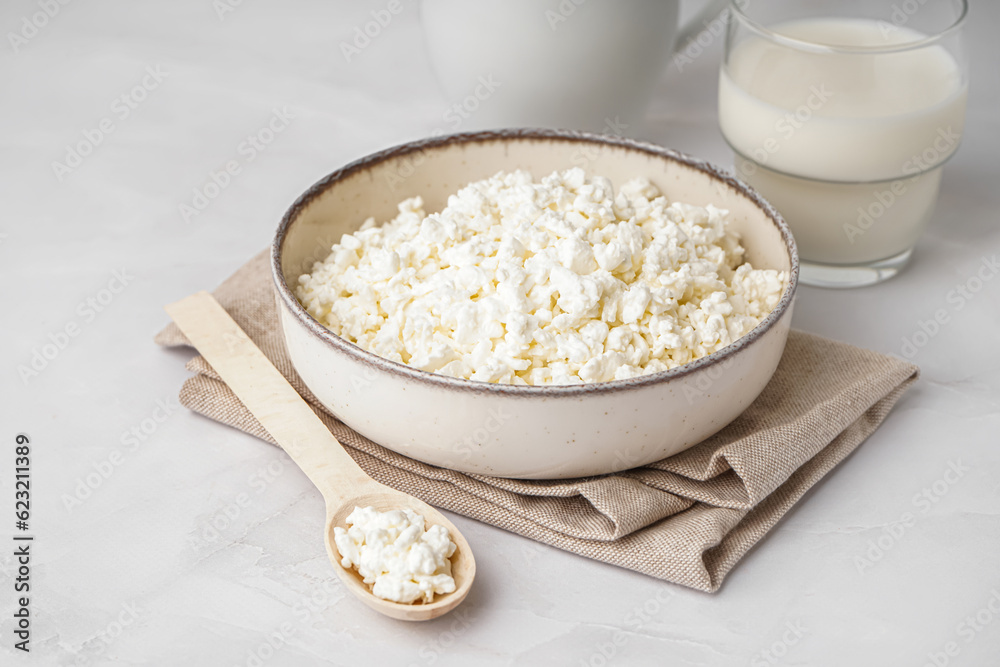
[165, 291, 371, 503]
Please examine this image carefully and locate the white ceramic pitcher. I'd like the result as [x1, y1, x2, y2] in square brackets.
[420, 0, 730, 133]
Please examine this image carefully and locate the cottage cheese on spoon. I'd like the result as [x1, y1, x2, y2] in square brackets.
[333, 506, 456, 604]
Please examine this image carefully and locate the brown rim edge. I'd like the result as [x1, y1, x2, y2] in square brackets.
[271, 128, 800, 397]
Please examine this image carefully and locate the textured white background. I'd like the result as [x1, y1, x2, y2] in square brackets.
[1, 1, 998, 665]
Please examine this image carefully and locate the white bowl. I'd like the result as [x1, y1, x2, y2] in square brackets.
[272, 130, 798, 479]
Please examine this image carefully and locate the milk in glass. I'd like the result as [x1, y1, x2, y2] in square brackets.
[719, 18, 967, 264]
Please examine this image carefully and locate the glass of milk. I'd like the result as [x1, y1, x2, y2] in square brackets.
[719, 0, 968, 287]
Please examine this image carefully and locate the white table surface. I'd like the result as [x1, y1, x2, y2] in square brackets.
[3, 1, 999, 665]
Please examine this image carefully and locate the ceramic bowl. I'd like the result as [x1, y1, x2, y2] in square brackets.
[272, 129, 798, 479]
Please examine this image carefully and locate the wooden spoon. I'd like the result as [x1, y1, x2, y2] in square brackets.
[165, 291, 475, 621]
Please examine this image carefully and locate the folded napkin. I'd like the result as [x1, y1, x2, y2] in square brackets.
[157, 250, 919, 592]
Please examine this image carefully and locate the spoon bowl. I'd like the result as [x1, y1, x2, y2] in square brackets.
[166, 291, 476, 621]
[325, 492, 475, 621]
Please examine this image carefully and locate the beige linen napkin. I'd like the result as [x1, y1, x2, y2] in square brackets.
[157, 250, 919, 592]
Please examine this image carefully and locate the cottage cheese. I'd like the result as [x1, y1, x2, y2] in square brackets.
[333, 506, 456, 604]
[297, 168, 787, 385]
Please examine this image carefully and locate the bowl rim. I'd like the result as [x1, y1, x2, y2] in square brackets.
[272, 128, 799, 397]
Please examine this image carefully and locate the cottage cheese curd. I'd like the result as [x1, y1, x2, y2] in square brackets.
[333, 506, 456, 604]
[297, 168, 787, 385]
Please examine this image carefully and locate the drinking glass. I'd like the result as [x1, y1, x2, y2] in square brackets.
[719, 0, 968, 287]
